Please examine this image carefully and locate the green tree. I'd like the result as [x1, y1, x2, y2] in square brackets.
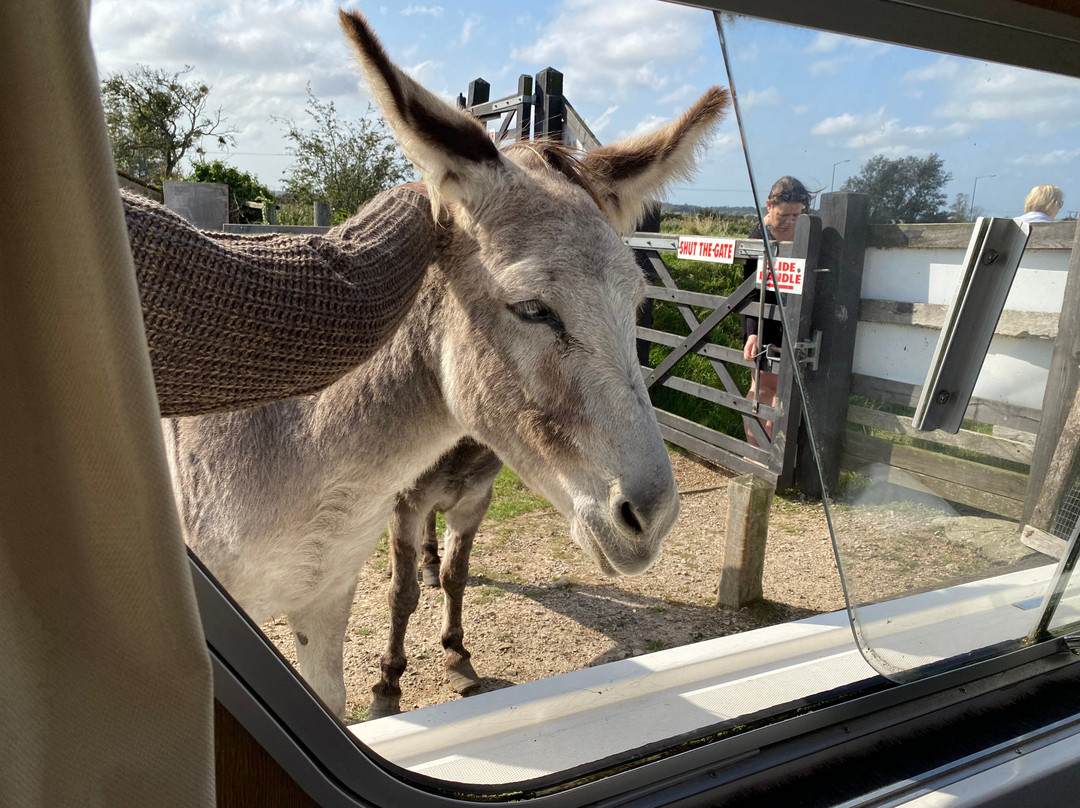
[102, 65, 235, 185]
[277, 86, 412, 222]
[188, 159, 274, 224]
[842, 153, 952, 223]
[947, 192, 983, 222]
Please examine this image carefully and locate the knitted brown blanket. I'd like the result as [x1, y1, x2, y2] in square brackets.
[123, 186, 435, 416]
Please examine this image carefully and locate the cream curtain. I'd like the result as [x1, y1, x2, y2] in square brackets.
[0, 2, 214, 806]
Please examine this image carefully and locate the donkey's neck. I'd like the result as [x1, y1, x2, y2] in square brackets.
[309, 258, 465, 489]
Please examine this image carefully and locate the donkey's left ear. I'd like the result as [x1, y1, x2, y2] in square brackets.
[339, 9, 509, 213]
[579, 87, 729, 235]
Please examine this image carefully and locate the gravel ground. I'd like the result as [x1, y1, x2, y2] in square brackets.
[261, 449, 849, 722]
[260, 449, 1044, 723]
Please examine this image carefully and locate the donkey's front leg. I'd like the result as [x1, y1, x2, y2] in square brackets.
[370, 501, 422, 719]
[440, 486, 493, 695]
[288, 574, 359, 720]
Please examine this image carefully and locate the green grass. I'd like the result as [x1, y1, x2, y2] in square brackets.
[473, 584, 506, 605]
[486, 466, 550, 521]
[639, 212, 761, 440]
[645, 252, 751, 440]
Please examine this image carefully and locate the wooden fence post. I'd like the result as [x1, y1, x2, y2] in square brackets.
[795, 191, 870, 498]
[718, 474, 775, 608]
[774, 215, 821, 489]
[515, 73, 533, 142]
[534, 67, 564, 142]
[261, 200, 276, 226]
[1024, 221, 1080, 530]
[313, 201, 330, 227]
[467, 78, 490, 108]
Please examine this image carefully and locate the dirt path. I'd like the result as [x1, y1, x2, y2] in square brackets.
[261, 450, 848, 721]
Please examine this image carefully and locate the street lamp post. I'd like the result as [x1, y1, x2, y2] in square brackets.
[831, 159, 851, 192]
[969, 174, 996, 220]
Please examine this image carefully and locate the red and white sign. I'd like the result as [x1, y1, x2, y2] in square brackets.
[676, 236, 737, 263]
[756, 257, 806, 294]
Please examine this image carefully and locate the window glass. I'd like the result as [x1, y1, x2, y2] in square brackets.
[92, 0, 1080, 792]
[718, 13, 1080, 679]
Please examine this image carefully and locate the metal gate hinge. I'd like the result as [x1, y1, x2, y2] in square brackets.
[795, 330, 822, 370]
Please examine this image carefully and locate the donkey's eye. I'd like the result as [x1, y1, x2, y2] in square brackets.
[509, 299, 564, 333]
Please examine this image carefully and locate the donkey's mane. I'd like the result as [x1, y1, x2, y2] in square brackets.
[503, 139, 605, 212]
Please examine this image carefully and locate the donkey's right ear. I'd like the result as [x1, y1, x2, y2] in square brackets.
[339, 10, 509, 213]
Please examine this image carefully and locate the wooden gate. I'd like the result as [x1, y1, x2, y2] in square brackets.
[628, 217, 822, 488]
[458, 72, 848, 490]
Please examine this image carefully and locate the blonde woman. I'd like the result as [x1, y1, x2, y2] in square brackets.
[1016, 185, 1064, 223]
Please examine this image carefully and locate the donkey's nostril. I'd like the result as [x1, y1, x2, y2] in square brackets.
[619, 500, 644, 535]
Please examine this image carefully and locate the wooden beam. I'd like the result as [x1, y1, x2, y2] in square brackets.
[847, 404, 1034, 465]
[718, 474, 775, 608]
[1024, 220, 1080, 527]
[859, 299, 1059, 340]
[850, 374, 1043, 433]
[843, 431, 1027, 518]
[867, 220, 1076, 250]
[1021, 524, 1068, 559]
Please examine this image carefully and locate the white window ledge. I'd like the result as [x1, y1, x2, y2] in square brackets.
[351, 563, 1059, 785]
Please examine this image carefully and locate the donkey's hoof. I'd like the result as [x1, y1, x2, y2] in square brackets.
[421, 565, 441, 588]
[447, 660, 481, 694]
[367, 697, 401, 720]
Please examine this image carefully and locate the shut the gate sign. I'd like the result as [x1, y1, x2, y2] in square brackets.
[677, 235, 805, 294]
[676, 235, 737, 262]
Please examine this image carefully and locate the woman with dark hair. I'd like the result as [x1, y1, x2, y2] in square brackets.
[742, 176, 813, 446]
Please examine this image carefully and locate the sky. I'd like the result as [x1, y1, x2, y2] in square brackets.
[88, 0, 1080, 219]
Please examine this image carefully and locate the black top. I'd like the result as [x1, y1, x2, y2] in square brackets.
[740, 220, 784, 351]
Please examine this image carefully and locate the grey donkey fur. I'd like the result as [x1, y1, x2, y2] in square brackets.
[166, 10, 728, 718]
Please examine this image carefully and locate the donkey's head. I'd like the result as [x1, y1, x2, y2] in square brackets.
[341, 11, 728, 576]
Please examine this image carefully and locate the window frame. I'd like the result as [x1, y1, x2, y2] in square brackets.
[201, 2, 1080, 805]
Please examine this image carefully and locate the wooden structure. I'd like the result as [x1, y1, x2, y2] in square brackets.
[456, 67, 599, 150]
[841, 221, 1076, 520]
[1025, 220, 1080, 531]
[630, 216, 826, 488]
[718, 474, 775, 607]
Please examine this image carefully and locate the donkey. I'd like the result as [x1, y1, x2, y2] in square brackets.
[166, 9, 728, 719]
[373, 438, 503, 719]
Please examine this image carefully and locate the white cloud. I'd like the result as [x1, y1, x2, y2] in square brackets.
[512, 0, 705, 103]
[901, 55, 959, 83]
[401, 5, 443, 17]
[740, 86, 780, 110]
[811, 107, 971, 155]
[925, 61, 1080, 136]
[404, 60, 443, 86]
[461, 14, 481, 46]
[589, 105, 619, 137]
[660, 84, 698, 106]
[618, 113, 670, 140]
[805, 32, 844, 54]
[1014, 148, 1080, 166]
[808, 56, 853, 77]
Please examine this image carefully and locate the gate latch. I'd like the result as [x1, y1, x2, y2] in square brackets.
[765, 331, 821, 371]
